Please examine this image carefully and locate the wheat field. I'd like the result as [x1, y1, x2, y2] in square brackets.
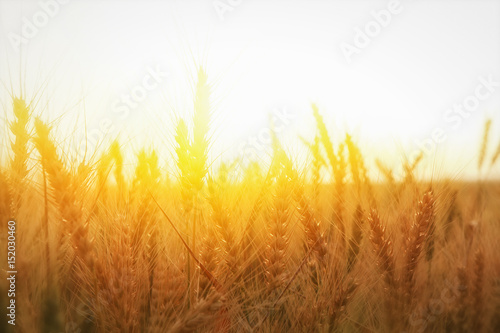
[1, 69, 500, 333]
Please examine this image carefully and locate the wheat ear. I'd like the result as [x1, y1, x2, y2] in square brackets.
[9, 97, 30, 212]
[168, 293, 223, 333]
[402, 191, 434, 304]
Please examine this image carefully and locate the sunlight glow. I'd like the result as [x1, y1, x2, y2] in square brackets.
[0, 0, 499, 179]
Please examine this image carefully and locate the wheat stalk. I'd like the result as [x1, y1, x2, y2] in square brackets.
[148, 248, 186, 332]
[368, 209, 396, 287]
[109, 140, 125, 195]
[490, 141, 500, 167]
[264, 166, 291, 293]
[478, 119, 492, 171]
[368, 209, 399, 329]
[312, 104, 346, 245]
[208, 176, 239, 279]
[347, 204, 364, 272]
[402, 190, 434, 304]
[33, 118, 95, 274]
[295, 187, 328, 262]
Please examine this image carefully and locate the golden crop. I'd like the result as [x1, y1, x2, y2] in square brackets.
[1, 70, 499, 332]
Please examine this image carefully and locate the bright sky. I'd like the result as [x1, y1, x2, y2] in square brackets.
[1, 0, 499, 179]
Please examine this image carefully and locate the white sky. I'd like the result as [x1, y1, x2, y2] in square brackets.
[1, 0, 499, 180]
